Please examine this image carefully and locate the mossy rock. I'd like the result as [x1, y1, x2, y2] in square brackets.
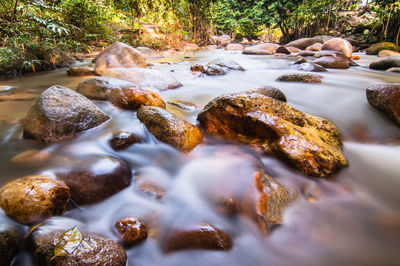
[366, 42, 399, 55]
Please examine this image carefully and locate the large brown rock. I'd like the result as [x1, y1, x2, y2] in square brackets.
[30, 229, 127, 266]
[107, 85, 166, 110]
[285, 35, 332, 50]
[94, 42, 146, 75]
[56, 156, 132, 205]
[43, 49, 76, 68]
[313, 56, 349, 69]
[162, 223, 232, 253]
[23, 86, 110, 142]
[137, 106, 202, 152]
[276, 73, 323, 83]
[243, 43, 279, 55]
[321, 38, 353, 58]
[76, 77, 133, 100]
[369, 56, 400, 70]
[0, 175, 71, 224]
[366, 42, 399, 55]
[197, 92, 348, 177]
[101, 67, 182, 91]
[366, 84, 400, 125]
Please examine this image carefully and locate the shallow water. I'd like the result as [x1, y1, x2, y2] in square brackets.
[1, 50, 400, 266]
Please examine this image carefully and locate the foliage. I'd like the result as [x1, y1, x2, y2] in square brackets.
[51, 226, 83, 261]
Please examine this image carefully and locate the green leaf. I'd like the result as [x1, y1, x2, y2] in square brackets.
[51, 226, 83, 261]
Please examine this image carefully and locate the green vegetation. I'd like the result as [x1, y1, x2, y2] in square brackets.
[1, 0, 399, 76]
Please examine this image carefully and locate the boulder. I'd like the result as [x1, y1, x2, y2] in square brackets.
[247, 86, 287, 102]
[313, 56, 349, 69]
[205, 65, 226, 76]
[286, 47, 301, 53]
[378, 50, 400, 58]
[107, 85, 166, 110]
[207, 58, 245, 71]
[225, 43, 245, 50]
[369, 56, 400, 70]
[76, 77, 133, 100]
[243, 43, 279, 55]
[216, 35, 231, 46]
[115, 217, 148, 246]
[0, 223, 23, 266]
[135, 47, 163, 58]
[23, 86, 110, 142]
[101, 67, 182, 91]
[94, 42, 146, 75]
[30, 229, 126, 265]
[197, 92, 348, 177]
[275, 46, 290, 54]
[366, 84, 400, 125]
[183, 42, 199, 51]
[387, 67, 400, 73]
[67, 67, 94, 77]
[56, 156, 132, 205]
[306, 43, 323, 51]
[109, 131, 141, 150]
[276, 73, 323, 83]
[43, 50, 76, 67]
[366, 42, 399, 55]
[0, 175, 70, 224]
[321, 38, 353, 58]
[285, 35, 332, 50]
[162, 223, 232, 253]
[296, 63, 328, 72]
[137, 106, 202, 152]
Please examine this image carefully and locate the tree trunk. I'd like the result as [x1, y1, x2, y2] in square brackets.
[13, 0, 19, 15]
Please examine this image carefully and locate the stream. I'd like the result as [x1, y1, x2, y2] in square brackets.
[1, 49, 400, 266]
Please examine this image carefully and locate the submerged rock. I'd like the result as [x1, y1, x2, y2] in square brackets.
[162, 223, 232, 253]
[366, 42, 399, 55]
[101, 67, 182, 91]
[369, 56, 400, 70]
[56, 156, 132, 205]
[208, 58, 245, 71]
[115, 217, 148, 246]
[94, 42, 146, 75]
[107, 85, 166, 110]
[313, 56, 349, 69]
[30, 229, 126, 266]
[23, 86, 110, 142]
[277, 73, 323, 83]
[137, 106, 202, 152]
[109, 131, 141, 150]
[247, 86, 287, 102]
[296, 63, 327, 72]
[76, 77, 133, 100]
[197, 92, 348, 177]
[0, 175, 70, 224]
[321, 38, 353, 58]
[67, 67, 94, 77]
[242, 43, 279, 55]
[366, 84, 400, 125]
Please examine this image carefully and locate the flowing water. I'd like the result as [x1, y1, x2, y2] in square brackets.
[0, 49, 400, 266]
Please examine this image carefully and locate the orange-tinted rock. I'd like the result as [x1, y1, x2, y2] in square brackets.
[225, 43, 244, 50]
[0, 176, 70, 224]
[190, 64, 205, 73]
[137, 106, 202, 152]
[366, 84, 400, 125]
[162, 223, 232, 253]
[197, 92, 348, 177]
[298, 51, 316, 57]
[378, 50, 400, 58]
[321, 38, 353, 58]
[286, 46, 301, 53]
[109, 131, 141, 150]
[115, 218, 148, 246]
[306, 43, 323, 51]
[107, 85, 166, 110]
[136, 181, 165, 200]
[76, 77, 133, 100]
[313, 56, 349, 69]
[277, 73, 323, 83]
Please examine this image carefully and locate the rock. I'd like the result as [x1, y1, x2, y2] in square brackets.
[321, 38, 353, 58]
[30, 229, 126, 266]
[11, 149, 51, 166]
[207, 58, 245, 71]
[66, 67, 94, 77]
[76, 77, 133, 100]
[306, 43, 323, 51]
[183, 42, 199, 51]
[205, 65, 226, 76]
[366, 84, 400, 125]
[0, 223, 23, 266]
[225, 43, 245, 50]
[136, 181, 165, 200]
[197, 92, 348, 177]
[94, 42, 146, 75]
[135, 47, 163, 58]
[216, 35, 231, 46]
[242, 43, 279, 55]
[23, 86, 110, 142]
[162, 223, 232, 253]
[378, 50, 400, 58]
[247, 86, 287, 102]
[286, 47, 301, 53]
[167, 100, 197, 111]
[313, 56, 349, 69]
[190, 64, 205, 73]
[107, 85, 166, 110]
[109, 131, 141, 150]
[275, 46, 290, 54]
[369, 56, 400, 70]
[387, 67, 400, 73]
[277, 73, 323, 83]
[285, 35, 332, 50]
[298, 51, 316, 57]
[43, 50, 76, 67]
[366, 42, 399, 55]
[294, 57, 307, 64]
[137, 106, 202, 152]
[0, 175, 70, 224]
[296, 63, 328, 72]
[115, 218, 148, 246]
[56, 156, 132, 205]
[101, 67, 182, 91]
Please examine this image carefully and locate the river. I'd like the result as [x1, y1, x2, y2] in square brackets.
[0, 49, 399, 265]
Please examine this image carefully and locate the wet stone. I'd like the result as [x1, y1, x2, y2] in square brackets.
[136, 181, 165, 200]
[190, 64, 205, 73]
[366, 84, 400, 125]
[247, 86, 287, 102]
[205, 65, 226, 76]
[115, 217, 148, 246]
[66, 67, 94, 76]
[76, 77, 133, 100]
[0, 223, 23, 266]
[313, 56, 350, 69]
[11, 149, 51, 167]
[275, 46, 290, 54]
[167, 100, 197, 111]
[296, 63, 328, 72]
[369, 56, 400, 71]
[294, 57, 307, 64]
[109, 131, 141, 150]
[277, 73, 323, 83]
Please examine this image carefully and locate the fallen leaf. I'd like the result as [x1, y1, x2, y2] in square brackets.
[51, 226, 82, 261]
